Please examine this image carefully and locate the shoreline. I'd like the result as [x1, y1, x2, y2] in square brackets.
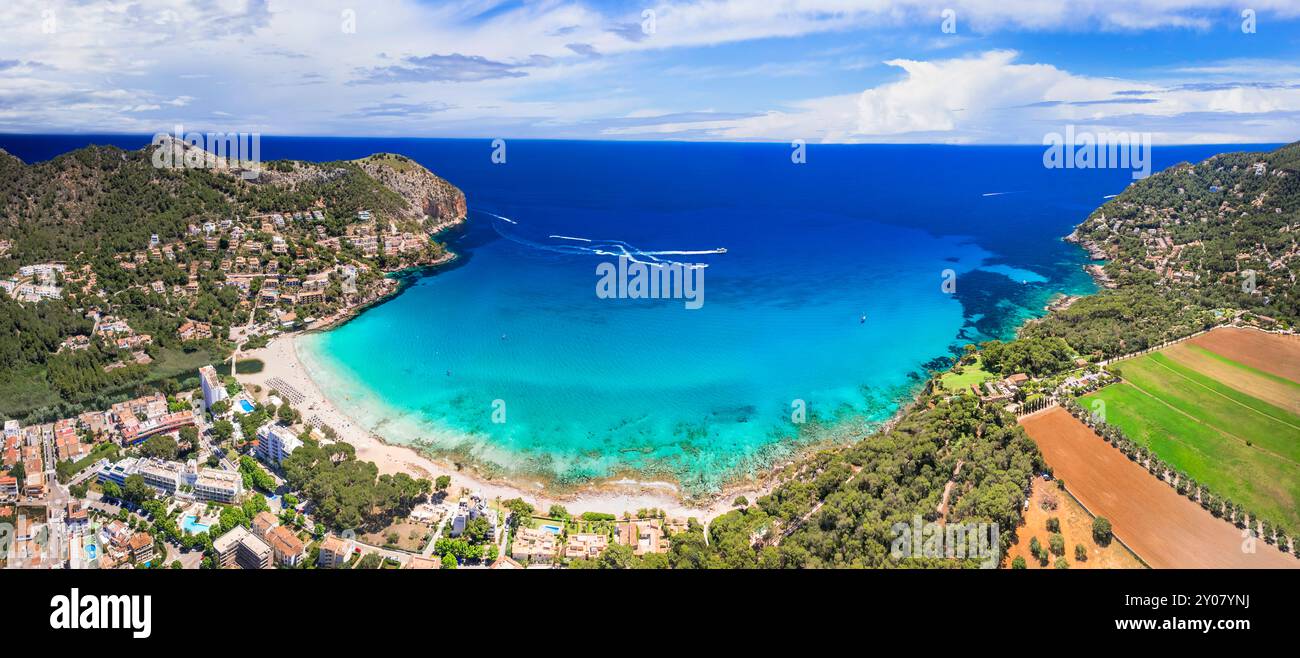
[238, 207, 843, 519]
[305, 212, 468, 333]
[304, 250, 459, 333]
[237, 208, 1090, 520]
[237, 333, 780, 521]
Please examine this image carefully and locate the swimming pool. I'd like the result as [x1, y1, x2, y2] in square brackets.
[181, 515, 210, 535]
[540, 524, 562, 534]
[238, 399, 255, 414]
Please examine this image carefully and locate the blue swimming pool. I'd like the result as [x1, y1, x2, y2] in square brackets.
[541, 524, 562, 534]
[182, 515, 210, 535]
[238, 399, 255, 414]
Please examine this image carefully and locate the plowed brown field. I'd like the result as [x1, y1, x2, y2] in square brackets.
[1189, 327, 1300, 383]
[1019, 407, 1297, 568]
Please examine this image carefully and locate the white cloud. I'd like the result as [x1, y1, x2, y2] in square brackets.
[0, 1, 1297, 139]
[701, 50, 1300, 144]
[622, 0, 1300, 50]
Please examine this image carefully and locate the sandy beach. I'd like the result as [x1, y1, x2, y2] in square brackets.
[236, 334, 775, 522]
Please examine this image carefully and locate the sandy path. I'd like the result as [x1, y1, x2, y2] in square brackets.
[1019, 407, 1297, 569]
[235, 334, 770, 522]
[1189, 327, 1300, 383]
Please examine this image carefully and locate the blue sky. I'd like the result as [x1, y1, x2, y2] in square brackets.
[1, 0, 1298, 143]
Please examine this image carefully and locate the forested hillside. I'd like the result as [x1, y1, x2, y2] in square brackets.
[1027, 141, 1300, 357]
[576, 395, 1040, 569]
[0, 141, 465, 423]
[0, 143, 456, 264]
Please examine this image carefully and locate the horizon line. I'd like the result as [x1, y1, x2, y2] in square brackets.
[0, 131, 1292, 150]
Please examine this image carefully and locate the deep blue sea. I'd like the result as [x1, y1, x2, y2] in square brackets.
[0, 135, 1271, 492]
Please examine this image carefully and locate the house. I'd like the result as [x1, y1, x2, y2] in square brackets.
[79, 410, 109, 436]
[102, 519, 132, 547]
[490, 555, 524, 569]
[616, 520, 669, 556]
[318, 535, 352, 568]
[59, 335, 91, 352]
[126, 532, 155, 565]
[266, 525, 305, 567]
[0, 475, 17, 499]
[66, 501, 89, 532]
[510, 527, 558, 564]
[407, 556, 441, 569]
[252, 510, 278, 538]
[178, 320, 213, 341]
[213, 525, 273, 569]
[563, 532, 609, 560]
[24, 469, 46, 497]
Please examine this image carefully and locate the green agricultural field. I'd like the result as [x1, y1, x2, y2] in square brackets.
[1082, 350, 1300, 534]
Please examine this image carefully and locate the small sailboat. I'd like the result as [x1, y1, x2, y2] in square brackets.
[860, 313, 867, 324]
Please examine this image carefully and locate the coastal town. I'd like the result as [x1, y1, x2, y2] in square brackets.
[1068, 155, 1298, 322]
[1, 140, 770, 571]
[2, 136, 1299, 572]
[9, 1, 1300, 644]
[0, 144, 707, 569]
[1, 358, 704, 570]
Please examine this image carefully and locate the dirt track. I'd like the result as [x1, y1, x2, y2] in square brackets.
[1189, 327, 1300, 383]
[1019, 407, 1297, 569]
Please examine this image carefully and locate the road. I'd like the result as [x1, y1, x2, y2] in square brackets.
[422, 502, 454, 557]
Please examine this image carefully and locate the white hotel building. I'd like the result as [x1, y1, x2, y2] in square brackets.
[98, 457, 243, 503]
[256, 423, 302, 466]
[199, 364, 228, 411]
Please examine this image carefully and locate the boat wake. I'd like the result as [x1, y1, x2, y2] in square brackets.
[480, 210, 724, 269]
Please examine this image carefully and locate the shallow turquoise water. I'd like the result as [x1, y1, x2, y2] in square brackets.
[0, 137, 1258, 493]
[290, 141, 1129, 492]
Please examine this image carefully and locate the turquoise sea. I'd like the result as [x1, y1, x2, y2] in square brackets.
[0, 137, 1257, 492]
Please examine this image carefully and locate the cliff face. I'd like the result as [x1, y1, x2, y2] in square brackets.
[355, 153, 467, 223]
